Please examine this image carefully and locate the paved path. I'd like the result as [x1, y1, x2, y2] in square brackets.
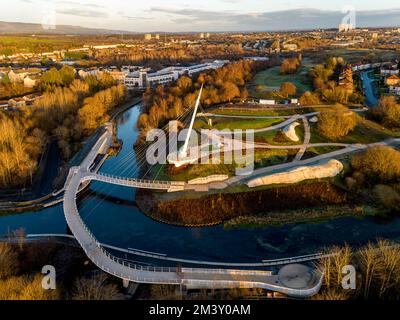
[294, 116, 311, 162]
[223, 138, 400, 186]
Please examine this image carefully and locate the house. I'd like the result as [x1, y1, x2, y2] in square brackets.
[381, 65, 399, 76]
[385, 75, 400, 86]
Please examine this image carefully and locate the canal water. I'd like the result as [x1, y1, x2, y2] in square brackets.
[1, 104, 400, 263]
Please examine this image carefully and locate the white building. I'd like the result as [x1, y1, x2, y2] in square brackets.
[381, 64, 399, 76]
[124, 60, 229, 89]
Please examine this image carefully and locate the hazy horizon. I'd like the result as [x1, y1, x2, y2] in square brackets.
[1, 0, 400, 33]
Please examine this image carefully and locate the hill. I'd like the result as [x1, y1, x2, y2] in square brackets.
[0, 21, 135, 35]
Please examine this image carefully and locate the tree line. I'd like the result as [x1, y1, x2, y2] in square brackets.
[0, 67, 126, 189]
[88, 44, 245, 69]
[300, 56, 364, 105]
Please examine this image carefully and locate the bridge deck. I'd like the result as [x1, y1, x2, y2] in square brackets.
[62, 123, 323, 298]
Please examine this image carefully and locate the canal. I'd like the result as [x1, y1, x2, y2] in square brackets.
[1, 103, 400, 264]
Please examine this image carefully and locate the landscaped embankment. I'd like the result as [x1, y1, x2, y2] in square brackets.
[136, 181, 348, 227]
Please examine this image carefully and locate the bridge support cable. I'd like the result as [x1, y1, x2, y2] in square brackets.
[77, 104, 196, 216]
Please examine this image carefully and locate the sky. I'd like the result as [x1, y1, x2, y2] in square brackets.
[1, 0, 400, 32]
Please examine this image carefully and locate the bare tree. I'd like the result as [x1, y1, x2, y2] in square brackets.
[71, 273, 124, 300]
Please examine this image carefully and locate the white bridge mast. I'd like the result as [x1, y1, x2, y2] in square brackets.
[180, 83, 204, 158]
[167, 83, 204, 167]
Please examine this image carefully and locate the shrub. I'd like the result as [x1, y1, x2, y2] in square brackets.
[0, 274, 60, 300]
[373, 96, 400, 128]
[0, 243, 19, 280]
[280, 82, 297, 97]
[299, 91, 320, 105]
[280, 57, 301, 74]
[373, 185, 400, 211]
[72, 274, 123, 300]
[351, 146, 400, 183]
[317, 106, 357, 139]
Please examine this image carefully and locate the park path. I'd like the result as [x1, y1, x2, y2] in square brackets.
[294, 117, 311, 162]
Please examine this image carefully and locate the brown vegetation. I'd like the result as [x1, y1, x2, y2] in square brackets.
[280, 82, 297, 97]
[72, 273, 124, 300]
[351, 146, 400, 183]
[317, 105, 357, 139]
[308, 57, 363, 104]
[137, 182, 347, 226]
[299, 91, 321, 105]
[373, 185, 400, 211]
[0, 66, 126, 189]
[315, 240, 400, 300]
[280, 57, 301, 74]
[371, 96, 400, 128]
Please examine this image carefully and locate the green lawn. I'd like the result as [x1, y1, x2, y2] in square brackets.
[210, 108, 297, 117]
[248, 57, 314, 97]
[194, 117, 286, 131]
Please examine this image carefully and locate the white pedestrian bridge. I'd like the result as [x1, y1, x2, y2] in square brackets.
[62, 126, 324, 298]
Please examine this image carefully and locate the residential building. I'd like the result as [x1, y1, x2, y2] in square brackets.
[144, 34, 152, 41]
[386, 75, 400, 86]
[381, 65, 399, 76]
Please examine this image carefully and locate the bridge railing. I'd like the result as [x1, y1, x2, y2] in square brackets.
[182, 273, 324, 298]
[90, 172, 186, 190]
[181, 268, 272, 276]
[71, 195, 178, 276]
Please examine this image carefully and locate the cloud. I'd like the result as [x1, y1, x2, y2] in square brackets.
[57, 8, 108, 18]
[148, 7, 400, 30]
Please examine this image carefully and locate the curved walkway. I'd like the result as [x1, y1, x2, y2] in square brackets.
[63, 166, 323, 297]
[61, 123, 324, 297]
